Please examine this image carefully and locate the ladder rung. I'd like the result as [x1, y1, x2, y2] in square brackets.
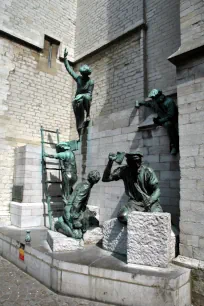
[45, 168, 61, 170]
[45, 181, 62, 184]
[41, 129, 60, 134]
[41, 141, 57, 145]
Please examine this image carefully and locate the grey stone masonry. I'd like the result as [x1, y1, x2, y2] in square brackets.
[127, 212, 171, 268]
[0, 0, 77, 59]
[75, 0, 143, 59]
[102, 218, 127, 255]
[180, 0, 204, 47]
[47, 230, 84, 252]
[177, 54, 204, 262]
[74, 107, 180, 226]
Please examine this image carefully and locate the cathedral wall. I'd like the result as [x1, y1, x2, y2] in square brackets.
[0, 0, 77, 224]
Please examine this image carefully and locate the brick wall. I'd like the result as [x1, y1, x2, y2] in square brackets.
[75, 0, 143, 58]
[70, 32, 143, 138]
[1, 38, 73, 142]
[177, 54, 204, 259]
[0, 36, 74, 223]
[69, 0, 181, 225]
[0, 0, 77, 58]
[74, 109, 180, 226]
[180, 0, 204, 46]
[146, 0, 180, 93]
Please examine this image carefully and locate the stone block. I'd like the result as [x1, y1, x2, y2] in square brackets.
[10, 202, 44, 228]
[127, 212, 171, 268]
[102, 218, 127, 255]
[47, 230, 84, 252]
[83, 227, 103, 245]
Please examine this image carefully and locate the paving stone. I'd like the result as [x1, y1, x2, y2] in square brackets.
[0, 256, 115, 306]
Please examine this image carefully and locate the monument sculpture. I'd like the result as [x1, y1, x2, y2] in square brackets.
[64, 48, 94, 138]
[136, 89, 179, 155]
[44, 142, 77, 201]
[55, 170, 101, 239]
[102, 151, 162, 224]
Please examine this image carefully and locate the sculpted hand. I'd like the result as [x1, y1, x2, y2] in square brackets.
[64, 48, 68, 59]
[153, 117, 160, 125]
[108, 153, 117, 162]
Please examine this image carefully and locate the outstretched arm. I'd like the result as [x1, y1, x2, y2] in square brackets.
[135, 100, 152, 108]
[64, 48, 78, 81]
[44, 153, 58, 159]
[102, 153, 119, 182]
[44, 152, 65, 160]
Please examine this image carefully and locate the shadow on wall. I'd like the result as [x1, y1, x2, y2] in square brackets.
[72, 0, 181, 227]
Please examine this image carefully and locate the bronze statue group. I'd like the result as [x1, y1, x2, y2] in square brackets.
[44, 48, 179, 240]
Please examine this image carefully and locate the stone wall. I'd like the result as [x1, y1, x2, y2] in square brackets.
[146, 0, 180, 93]
[0, 38, 73, 223]
[0, 0, 77, 223]
[75, 108, 180, 226]
[177, 54, 204, 260]
[180, 0, 204, 47]
[70, 32, 143, 138]
[69, 0, 181, 226]
[75, 0, 144, 59]
[0, 0, 77, 59]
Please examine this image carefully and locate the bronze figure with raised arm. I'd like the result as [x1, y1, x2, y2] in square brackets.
[64, 48, 94, 138]
[136, 89, 179, 155]
[102, 151, 162, 224]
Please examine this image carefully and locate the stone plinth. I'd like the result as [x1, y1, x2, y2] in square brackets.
[47, 230, 84, 252]
[83, 227, 103, 245]
[127, 212, 171, 268]
[102, 218, 127, 255]
[0, 226, 191, 306]
[10, 202, 44, 228]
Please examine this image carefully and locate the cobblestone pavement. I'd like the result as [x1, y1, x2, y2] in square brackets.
[0, 256, 115, 306]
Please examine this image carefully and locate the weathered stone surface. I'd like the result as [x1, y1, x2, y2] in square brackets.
[83, 227, 103, 245]
[47, 230, 84, 252]
[127, 212, 171, 268]
[102, 218, 127, 255]
[170, 225, 179, 261]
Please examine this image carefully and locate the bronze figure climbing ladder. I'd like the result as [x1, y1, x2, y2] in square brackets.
[40, 126, 61, 230]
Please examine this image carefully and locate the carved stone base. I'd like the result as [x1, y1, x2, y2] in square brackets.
[83, 226, 103, 245]
[102, 218, 127, 255]
[103, 213, 178, 267]
[47, 230, 84, 252]
[127, 212, 171, 268]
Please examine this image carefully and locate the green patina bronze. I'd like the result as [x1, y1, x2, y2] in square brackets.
[136, 89, 179, 155]
[102, 151, 162, 224]
[44, 141, 77, 201]
[55, 170, 101, 239]
[64, 48, 94, 138]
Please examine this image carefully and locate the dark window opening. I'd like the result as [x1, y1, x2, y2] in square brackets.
[44, 35, 60, 68]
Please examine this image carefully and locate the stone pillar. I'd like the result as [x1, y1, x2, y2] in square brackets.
[169, 1, 204, 304]
[10, 144, 63, 228]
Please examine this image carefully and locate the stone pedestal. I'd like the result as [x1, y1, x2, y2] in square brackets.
[0, 227, 191, 306]
[83, 226, 103, 245]
[47, 230, 84, 252]
[10, 202, 44, 228]
[127, 212, 171, 268]
[102, 218, 127, 255]
[103, 213, 176, 268]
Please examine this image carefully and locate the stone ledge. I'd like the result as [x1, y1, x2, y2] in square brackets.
[47, 230, 84, 252]
[73, 19, 146, 63]
[127, 212, 171, 268]
[0, 226, 191, 306]
[168, 39, 204, 65]
[173, 255, 204, 270]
